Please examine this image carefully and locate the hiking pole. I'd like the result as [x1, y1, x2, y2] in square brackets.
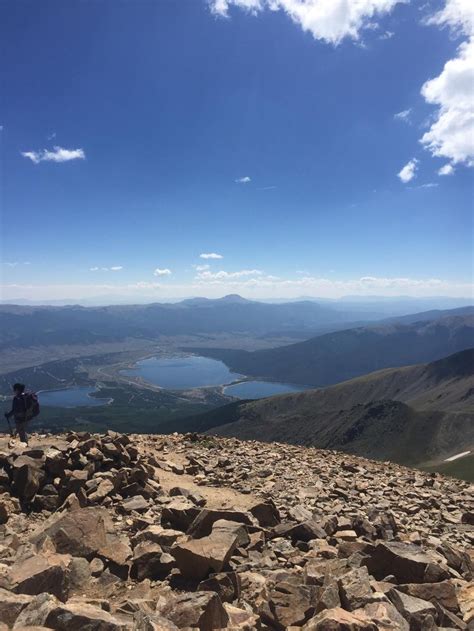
[4, 413, 14, 437]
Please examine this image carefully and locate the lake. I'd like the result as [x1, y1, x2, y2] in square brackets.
[39, 386, 112, 408]
[224, 380, 307, 399]
[121, 355, 244, 389]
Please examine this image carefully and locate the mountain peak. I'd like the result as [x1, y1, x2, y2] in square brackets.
[219, 294, 250, 303]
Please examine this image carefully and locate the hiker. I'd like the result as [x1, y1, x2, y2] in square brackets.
[4, 383, 40, 445]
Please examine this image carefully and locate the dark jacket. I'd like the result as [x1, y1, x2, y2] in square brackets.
[6, 394, 29, 422]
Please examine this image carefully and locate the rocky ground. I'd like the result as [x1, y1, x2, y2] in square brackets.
[0, 431, 472, 630]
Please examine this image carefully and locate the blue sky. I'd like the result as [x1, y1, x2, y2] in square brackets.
[1, 0, 473, 302]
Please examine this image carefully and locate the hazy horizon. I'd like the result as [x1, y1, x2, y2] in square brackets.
[1, 0, 473, 304]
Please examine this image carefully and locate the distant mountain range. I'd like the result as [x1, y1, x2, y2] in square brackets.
[0, 295, 391, 349]
[174, 349, 474, 473]
[194, 308, 474, 387]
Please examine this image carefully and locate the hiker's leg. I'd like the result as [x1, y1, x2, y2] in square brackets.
[15, 421, 28, 444]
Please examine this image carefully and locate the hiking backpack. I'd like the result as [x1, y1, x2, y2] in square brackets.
[24, 391, 40, 420]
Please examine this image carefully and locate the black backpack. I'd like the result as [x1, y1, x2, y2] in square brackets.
[24, 391, 40, 420]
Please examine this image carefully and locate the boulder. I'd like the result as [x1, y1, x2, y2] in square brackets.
[249, 500, 281, 527]
[12, 463, 41, 501]
[130, 542, 175, 581]
[338, 567, 381, 611]
[172, 521, 248, 581]
[158, 591, 229, 630]
[187, 508, 253, 539]
[29, 507, 109, 558]
[0, 494, 20, 524]
[0, 588, 32, 626]
[12, 593, 59, 628]
[131, 525, 183, 548]
[161, 499, 200, 531]
[169, 486, 206, 506]
[223, 603, 259, 630]
[9, 552, 71, 601]
[360, 602, 409, 631]
[457, 582, 474, 624]
[262, 581, 319, 629]
[198, 571, 240, 603]
[366, 541, 449, 583]
[44, 601, 130, 630]
[388, 588, 438, 630]
[302, 607, 378, 630]
[273, 520, 326, 542]
[397, 580, 459, 612]
[120, 495, 149, 513]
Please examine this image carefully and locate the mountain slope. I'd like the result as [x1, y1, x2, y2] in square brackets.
[0, 431, 471, 629]
[194, 350, 474, 472]
[195, 311, 474, 387]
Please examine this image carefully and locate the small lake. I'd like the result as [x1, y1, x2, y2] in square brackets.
[224, 381, 308, 399]
[121, 355, 244, 389]
[39, 386, 112, 408]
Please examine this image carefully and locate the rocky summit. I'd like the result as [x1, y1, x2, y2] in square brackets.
[0, 431, 472, 631]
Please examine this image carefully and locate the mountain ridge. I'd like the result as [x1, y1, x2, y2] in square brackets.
[192, 311, 474, 387]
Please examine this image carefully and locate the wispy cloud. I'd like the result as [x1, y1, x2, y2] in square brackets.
[21, 146, 85, 164]
[193, 264, 210, 272]
[417, 182, 439, 188]
[90, 266, 123, 272]
[398, 158, 418, 183]
[235, 176, 251, 183]
[394, 108, 412, 123]
[259, 185, 277, 190]
[5, 261, 31, 267]
[209, 0, 403, 46]
[153, 268, 172, 276]
[438, 163, 455, 176]
[200, 252, 223, 259]
[195, 269, 263, 281]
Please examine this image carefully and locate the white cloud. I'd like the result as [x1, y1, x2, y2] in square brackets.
[397, 158, 418, 183]
[379, 29, 394, 39]
[21, 146, 86, 164]
[153, 268, 172, 276]
[193, 264, 211, 271]
[90, 266, 123, 272]
[2, 273, 473, 301]
[438, 163, 455, 175]
[420, 1, 474, 167]
[425, 0, 474, 36]
[418, 182, 439, 188]
[394, 108, 412, 122]
[209, 0, 404, 45]
[200, 252, 223, 259]
[235, 176, 251, 183]
[196, 269, 263, 281]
